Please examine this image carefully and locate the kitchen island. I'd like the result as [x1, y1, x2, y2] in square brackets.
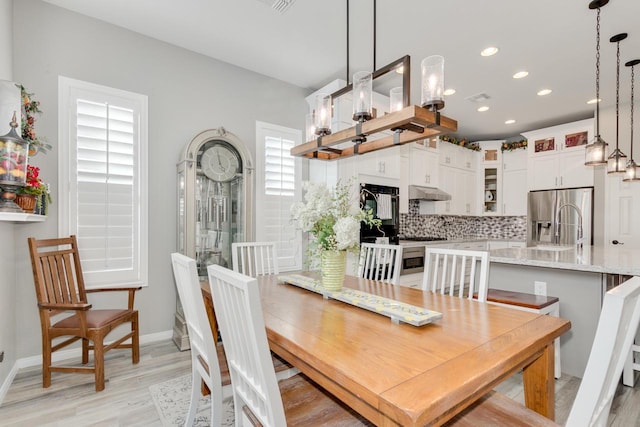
[488, 245, 640, 378]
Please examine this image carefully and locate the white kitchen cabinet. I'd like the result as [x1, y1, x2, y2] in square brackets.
[435, 165, 456, 214]
[524, 118, 595, 191]
[502, 149, 528, 216]
[409, 146, 439, 187]
[356, 146, 401, 181]
[440, 141, 477, 171]
[436, 142, 479, 215]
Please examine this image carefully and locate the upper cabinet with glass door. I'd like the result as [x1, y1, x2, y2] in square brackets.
[524, 118, 594, 190]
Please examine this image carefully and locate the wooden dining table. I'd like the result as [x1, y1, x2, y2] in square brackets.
[201, 272, 571, 426]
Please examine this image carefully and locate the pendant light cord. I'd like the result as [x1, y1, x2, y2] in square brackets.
[615, 39, 621, 151]
[346, 0, 349, 84]
[346, 0, 377, 83]
[632, 65, 635, 159]
[595, 7, 601, 136]
[373, 0, 376, 71]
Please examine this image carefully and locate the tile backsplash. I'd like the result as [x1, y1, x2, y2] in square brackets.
[400, 200, 526, 240]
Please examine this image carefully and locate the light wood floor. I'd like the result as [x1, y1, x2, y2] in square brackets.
[1, 340, 639, 426]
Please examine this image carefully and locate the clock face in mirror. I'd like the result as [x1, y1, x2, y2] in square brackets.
[200, 143, 240, 182]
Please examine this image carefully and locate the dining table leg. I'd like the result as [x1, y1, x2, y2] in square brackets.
[522, 341, 555, 420]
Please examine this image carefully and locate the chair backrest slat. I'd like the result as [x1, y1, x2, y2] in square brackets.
[232, 242, 279, 277]
[357, 243, 403, 285]
[208, 264, 286, 427]
[28, 236, 87, 313]
[421, 247, 489, 303]
[566, 276, 640, 427]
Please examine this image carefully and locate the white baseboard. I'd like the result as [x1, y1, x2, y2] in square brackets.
[0, 329, 173, 406]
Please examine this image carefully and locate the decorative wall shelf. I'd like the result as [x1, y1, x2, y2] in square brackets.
[291, 105, 457, 160]
[0, 212, 47, 223]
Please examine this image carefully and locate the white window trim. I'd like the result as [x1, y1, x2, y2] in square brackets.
[58, 76, 148, 288]
[255, 121, 302, 271]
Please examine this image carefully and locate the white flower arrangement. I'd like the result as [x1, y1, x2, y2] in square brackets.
[291, 180, 381, 255]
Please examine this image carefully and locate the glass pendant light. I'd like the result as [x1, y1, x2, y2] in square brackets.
[352, 71, 373, 122]
[421, 55, 445, 111]
[314, 93, 332, 136]
[607, 33, 628, 174]
[623, 59, 640, 182]
[585, 0, 609, 166]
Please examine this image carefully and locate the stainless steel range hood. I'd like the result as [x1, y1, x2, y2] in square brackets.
[408, 185, 452, 201]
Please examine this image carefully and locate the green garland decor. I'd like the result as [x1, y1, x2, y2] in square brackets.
[17, 84, 52, 156]
[501, 139, 528, 152]
[439, 135, 481, 152]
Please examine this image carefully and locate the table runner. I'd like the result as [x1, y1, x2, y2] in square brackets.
[278, 274, 442, 326]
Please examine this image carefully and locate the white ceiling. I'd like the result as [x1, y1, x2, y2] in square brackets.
[42, 0, 640, 141]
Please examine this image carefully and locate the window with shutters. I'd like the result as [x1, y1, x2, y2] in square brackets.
[58, 77, 148, 288]
[255, 121, 302, 271]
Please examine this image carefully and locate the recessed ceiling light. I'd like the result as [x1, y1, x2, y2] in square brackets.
[443, 88, 456, 96]
[477, 106, 490, 112]
[481, 47, 499, 57]
[505, 119, 516, 124]
[513, 71, 529, 79]
[587, 98, 601, 104]
[537, 89, 552, 96]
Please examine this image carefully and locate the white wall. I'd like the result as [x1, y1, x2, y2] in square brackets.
[0, 0, 16, 392]
[9, 0, 308, 368]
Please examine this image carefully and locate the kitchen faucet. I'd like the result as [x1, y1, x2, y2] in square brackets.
[555, 203, 583, 248]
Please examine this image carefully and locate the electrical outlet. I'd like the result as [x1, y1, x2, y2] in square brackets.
[534, 281, 547, 296]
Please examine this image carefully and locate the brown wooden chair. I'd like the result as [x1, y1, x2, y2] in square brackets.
[27, 235, 140, 392]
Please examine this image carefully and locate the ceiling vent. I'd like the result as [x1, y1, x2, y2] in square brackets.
[257, 0, 296, 13]
[465, 92, 491, 103]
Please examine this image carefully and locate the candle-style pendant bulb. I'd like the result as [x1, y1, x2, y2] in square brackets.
[352, 71, 373, 123]
[421, 55, 445, 111]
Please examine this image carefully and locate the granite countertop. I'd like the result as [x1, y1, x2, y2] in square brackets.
[489, 245, 640, 276]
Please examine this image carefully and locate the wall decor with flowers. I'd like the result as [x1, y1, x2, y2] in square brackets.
[19, 85, 52, 156]
[15, 165, 51, 214]
[0, 85, 53, 216]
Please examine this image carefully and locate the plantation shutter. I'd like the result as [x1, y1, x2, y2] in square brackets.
[256, 121, 302, 271]
[76, 100, 135, 276]
[59, 77, 148, 288]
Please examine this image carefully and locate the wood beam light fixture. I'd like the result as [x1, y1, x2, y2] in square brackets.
[293, 0, 457, 161]
[293, 54, 457, 160]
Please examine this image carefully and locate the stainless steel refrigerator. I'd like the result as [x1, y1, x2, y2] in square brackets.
[527, 187, 594, 247]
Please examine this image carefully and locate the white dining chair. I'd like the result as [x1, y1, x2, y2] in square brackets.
[447, 275, 640, 427]
[421, 247, 490, 302]
[171, 253, 227, 427]
[357, 242, 403, 285]
[232, 241, 279, 276]
[207, 264, 371, 427]
[231, 242, 299, 381]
